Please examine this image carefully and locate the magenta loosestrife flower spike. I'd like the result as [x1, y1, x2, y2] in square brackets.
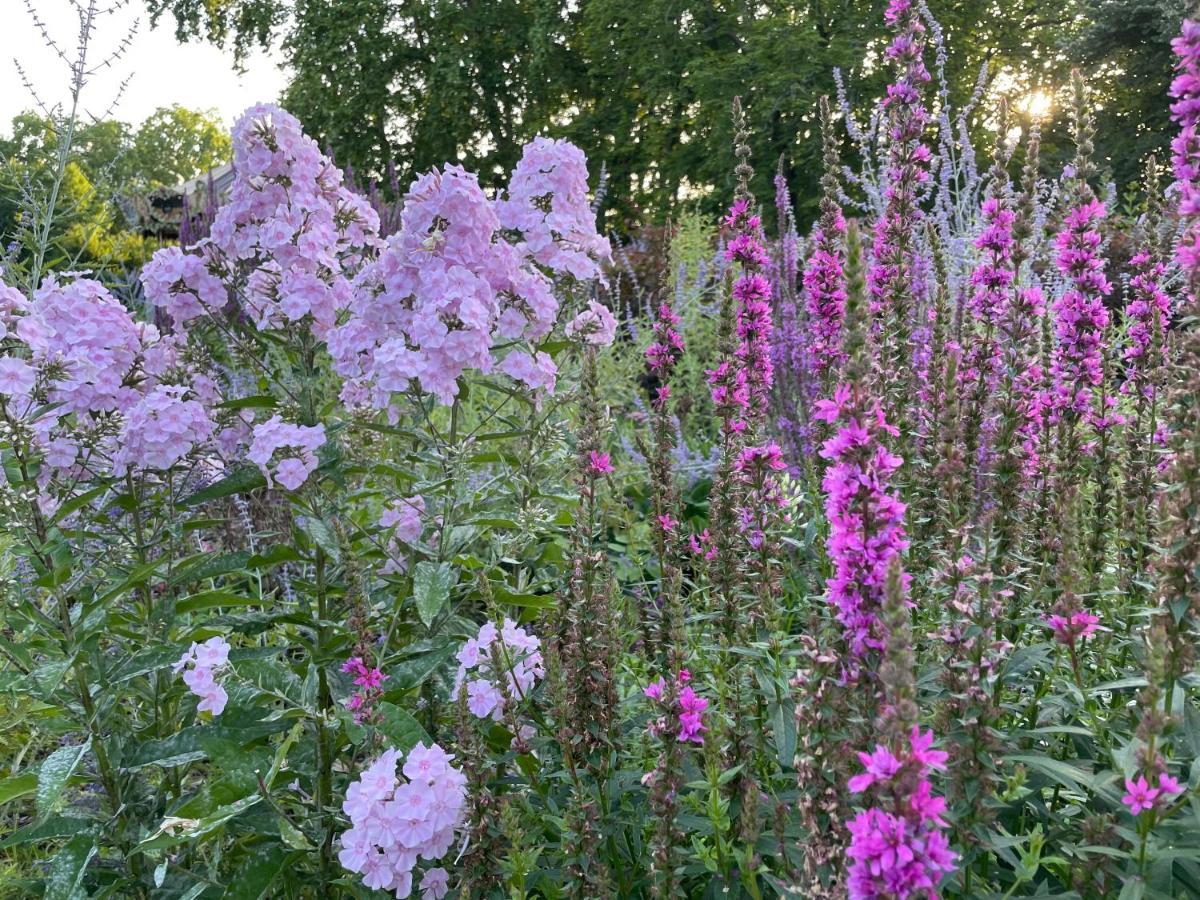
[722, 201, 774, 434]
[1050, 73, 1111, 451]
[341, 655, 388, 722]
[869, 0, 932, 416]
[1124, 250, 1172, 378]
[845, 727, 956, 898]
[644, 670, 710, 745]
[805, 96, 849, 385]
[815, 383, 910, 665]
[843, 562, 956, 898]
[968, 195, 1015, 369]
[1171, 19, 1200, 288]
[1050, 196, 1110, 427]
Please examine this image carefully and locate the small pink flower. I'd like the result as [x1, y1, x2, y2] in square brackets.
[1123, 775, 1161, 815]
[587, 450, 614, 474]
[849, 745, 902, 792]
[643, 678, 666, 701]
[1046, 610, 1101, 644]
[420, 867, 450, 900]
[1158, 773, 1185, 799]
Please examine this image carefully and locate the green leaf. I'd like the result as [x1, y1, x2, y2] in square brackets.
[246, 545, 303, 569]
[51, 486, 108, 525]
[176, 590, 260, 615]
[37, 739, 91, 818]
[388, 640, 457, 690]
[216, 395, 278, 410]
[135, 794, 262, 853]
[377, 702, 431, 752]
[0, 816, 99, 849]
[413, 561, 454, 628]
[770, 700, 796, 768]
[123, 723, 291, 770]
[225, 846, 294, 899]
[1005, 754, 1094, 793]
[298, 515, 341, 563]
[44, 834, 96, 900]
[266, 723, 305, 788]
[489, 582, 556, 609]
[277, 816, 313, 850]
[0, 772, 38, 807]
[181, 466, 266, 507]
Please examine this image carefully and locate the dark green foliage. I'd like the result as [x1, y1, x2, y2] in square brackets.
[142, 0, 1176, 229]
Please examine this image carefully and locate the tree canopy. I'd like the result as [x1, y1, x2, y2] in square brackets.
[0, 105, 232, 270]
[143, 0, 1175, 228]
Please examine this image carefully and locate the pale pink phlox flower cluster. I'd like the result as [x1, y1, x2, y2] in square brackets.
[173, 636, 232, 716]
[111, 385, 215, 476]
[338, 743, 465, 899]
[143, 104, 380, 335]
[2, 276, 216, 480]
[380, 494, 425, 575]
[564, 298, 617, 345]
[330, 138, 607, 409]
[452, 619, 544, 720]
[495, 136, 612, 281]
[247, 415, 327, 490]
[331, 164, 556, 407]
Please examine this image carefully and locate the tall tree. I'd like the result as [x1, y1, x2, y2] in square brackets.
[142, 0, 1170, 229]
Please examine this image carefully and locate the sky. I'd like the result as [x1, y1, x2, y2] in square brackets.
[0, 1, 289, 131]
